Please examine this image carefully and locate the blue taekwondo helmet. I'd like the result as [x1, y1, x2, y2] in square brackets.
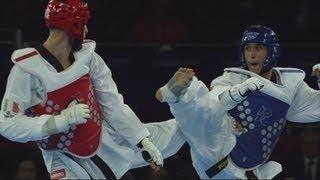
[239, 25, 280, 70]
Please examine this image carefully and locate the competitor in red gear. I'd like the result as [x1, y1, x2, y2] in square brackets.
[0, 0, 186, 179]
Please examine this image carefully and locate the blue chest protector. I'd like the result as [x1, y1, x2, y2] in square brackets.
[229, 92, 290, 168]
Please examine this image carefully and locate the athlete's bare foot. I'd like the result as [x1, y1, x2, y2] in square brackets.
[155, 67, 195, 102]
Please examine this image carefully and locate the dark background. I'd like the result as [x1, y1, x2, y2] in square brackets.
[0, 0, 319, 179]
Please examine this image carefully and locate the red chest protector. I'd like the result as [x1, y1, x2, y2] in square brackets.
[33, 74, 101, 158]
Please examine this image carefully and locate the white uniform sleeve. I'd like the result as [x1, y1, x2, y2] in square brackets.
[0, 66, 51, 143]
[286, 81, 320, 123]
[209, 72, 235, 97]
[89, 53, 150, 146]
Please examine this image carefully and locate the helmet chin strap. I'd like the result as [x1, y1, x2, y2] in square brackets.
[260, 67, 272, 75]
[261, 59, 272, 73]
[256, 66, 273, 81]
[72, 39, 83, 51]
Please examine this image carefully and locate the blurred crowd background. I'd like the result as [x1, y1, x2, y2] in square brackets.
[0, 0, 320, 179]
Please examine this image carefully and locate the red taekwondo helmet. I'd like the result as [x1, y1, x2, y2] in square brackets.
[44, 0, 91, 45]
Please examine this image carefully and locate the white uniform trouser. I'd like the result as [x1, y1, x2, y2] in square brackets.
[43, 119, 186, 179]
[209, 157, 282, 179]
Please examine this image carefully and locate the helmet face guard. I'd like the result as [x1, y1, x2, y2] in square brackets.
[239, 25, 280, 70]
[45, 0, 91, 46]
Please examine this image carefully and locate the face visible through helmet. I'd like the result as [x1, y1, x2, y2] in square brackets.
[239, 25, 280, 75]
[244, 42, 268, 75]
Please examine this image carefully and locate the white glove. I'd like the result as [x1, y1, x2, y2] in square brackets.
[219, 77, 264, 110]
[139, 138, 164, 167]
[312, 63, 320, 72]
[56, 100, 90, 131]
[158, 68, 195, 103]
[233, 77, 264, 101]
[312, 64, 320, 79]
[42, 100, 90, 137]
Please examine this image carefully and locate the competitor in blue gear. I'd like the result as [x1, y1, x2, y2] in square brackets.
[156, 25, 320, 179]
